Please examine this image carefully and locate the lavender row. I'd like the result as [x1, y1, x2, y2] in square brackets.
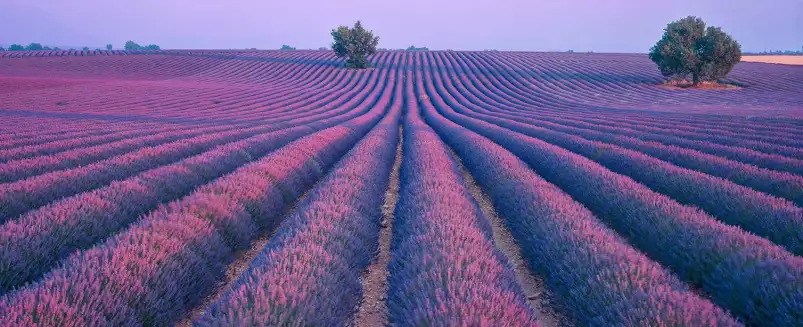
[432, 94, 803, 325]
[489, 112, 803, 207]
[459, 109, 803, 254]
[0, 120, 162, 150]
[0, 62, 397, 292]
[515, 112, 803, 176]
[196, 83, 401, 326]
[421, 54, 803, 206]
[423, 95, 741, 326]
[0, 124, 239, 183]
[448, 51, 803, 153]
[0, 69, 388, 222]
[0, 125, 273, 221]
[422, 59, 803, 254]
[424, 53, 803, 209]
[0, 125, 315, 294]
[431, 50, 803, 165]
[424, 51, 803, 176]
[0, 103, 387, 326]
[385, 79, 537, 326]
[0, 122, 199, 162]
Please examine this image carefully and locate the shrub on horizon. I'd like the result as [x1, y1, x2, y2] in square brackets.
[124, 41, 159, 51]
[25, 43, 43, 51]
[649, 16, 741, 85]
[318, 46, 328, 51]
[279, 44, 296, 50]
[331, 20, 379, 69]
[106, 44, 113, 50]
[8, 44, 24, 51]
[406, 45, 429, 51]
[82, 46, 90, 51]
[124, 40, 141, 50]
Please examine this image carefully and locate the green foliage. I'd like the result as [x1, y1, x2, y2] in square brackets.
[82, 47, 90, 51]
[649, 16, 742, 84]
[43, 46, 52, 50]
[124, 41, 141, 50]
[125, 41, 160, 51]
[106, 44, 113, 50]
[25, 43, 43, 51]
[53, 47, 61, 51]
[331, 20, 379, 69]
[8, 44, 24, 51]
[406, 45, 429, 51]
[279, 44, 296, 50]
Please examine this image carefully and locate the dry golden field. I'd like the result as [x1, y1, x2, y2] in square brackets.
[742, 55, 803, 65]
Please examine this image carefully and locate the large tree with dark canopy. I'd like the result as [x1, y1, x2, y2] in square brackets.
[649, 16, 741, 85]
[25, 43, 43, 51]
[331, 20, 379, 69]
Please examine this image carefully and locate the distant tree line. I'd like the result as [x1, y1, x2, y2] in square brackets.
[124, 41, 161, 51]
[1, 43, 62, 51]
[406, 45, 429, 51]
[0, 42, 146, 52]
[279, 45, 296, 50]
[743, 48, 803, 55]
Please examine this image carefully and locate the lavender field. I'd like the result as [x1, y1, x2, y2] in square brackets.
[0, 49, 802, 326]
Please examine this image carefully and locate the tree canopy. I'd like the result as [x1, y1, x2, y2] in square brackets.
[406, 45, 429, 51]
[25, 43, 43, 51]
[331, 20, 380, 69]
[125, 41, 160, 51]
[649, 16, 742, 85]
[106, 44, 113, 50]
[280, 45, 296, 50]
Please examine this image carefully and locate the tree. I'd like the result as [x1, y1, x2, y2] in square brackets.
[43, 46, 52, 50]
[144, 44, 160, 50]
[406, 45, 429, 51]
[124, 41, 142, 50]
[25, 43, 43, 51]
[8, 44, 24, 51]
[82, 46, 90, 51]
[279, 44, 296, 50]
[0, 46, 4, 51]
[331, 20, 379, 69]
[106, 44, 113, 50]
[649, 16, 741, 85]
[53, 47, 61, 51]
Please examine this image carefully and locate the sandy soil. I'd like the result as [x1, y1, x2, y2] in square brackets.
[447, 145, 571, 327]
[352, 125, 403, 327]
[742, 56, 803, 65]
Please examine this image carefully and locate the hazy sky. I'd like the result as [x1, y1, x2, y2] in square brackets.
[1, 0, 800, 52]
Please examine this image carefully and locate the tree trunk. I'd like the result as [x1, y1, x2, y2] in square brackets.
[692, 72, 700, 86]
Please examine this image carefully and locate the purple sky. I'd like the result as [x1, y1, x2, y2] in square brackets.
[1, 0, 800, 52]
